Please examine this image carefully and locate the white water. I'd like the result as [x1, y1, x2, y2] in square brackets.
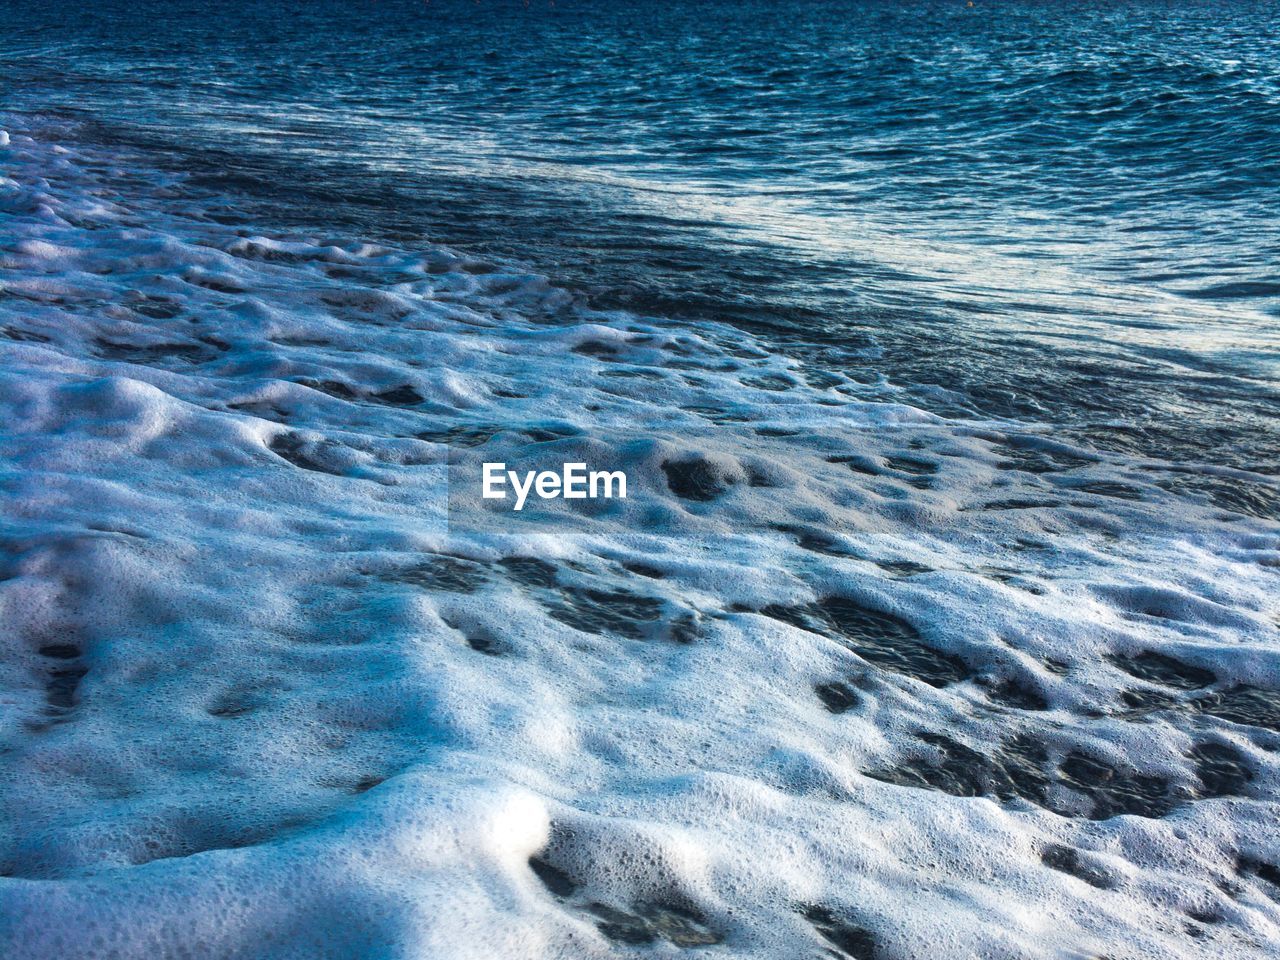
[2, 122, 1279, 959]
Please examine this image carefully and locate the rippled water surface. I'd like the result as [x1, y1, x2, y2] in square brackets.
[5, 0, 1279, 474]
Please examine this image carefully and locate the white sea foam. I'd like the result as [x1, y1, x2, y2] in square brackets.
[1, 122, 1279, 959]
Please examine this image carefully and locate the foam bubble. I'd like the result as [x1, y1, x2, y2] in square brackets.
[1, 120, 1278, 958]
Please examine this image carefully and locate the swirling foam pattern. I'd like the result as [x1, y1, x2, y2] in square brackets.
[2, 1, 1280, 957]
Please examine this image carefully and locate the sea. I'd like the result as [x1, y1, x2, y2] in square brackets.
[1, 1, 1279, 957]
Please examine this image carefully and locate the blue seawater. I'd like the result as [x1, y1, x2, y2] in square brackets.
[5, 0, 1280, 473]
[1, 2, 1278, 958]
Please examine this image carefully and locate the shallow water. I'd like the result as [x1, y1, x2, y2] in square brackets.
[2, 2, 1280, 958]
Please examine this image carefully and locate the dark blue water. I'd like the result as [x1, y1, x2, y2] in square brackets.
[4, 0, 1279, 478]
